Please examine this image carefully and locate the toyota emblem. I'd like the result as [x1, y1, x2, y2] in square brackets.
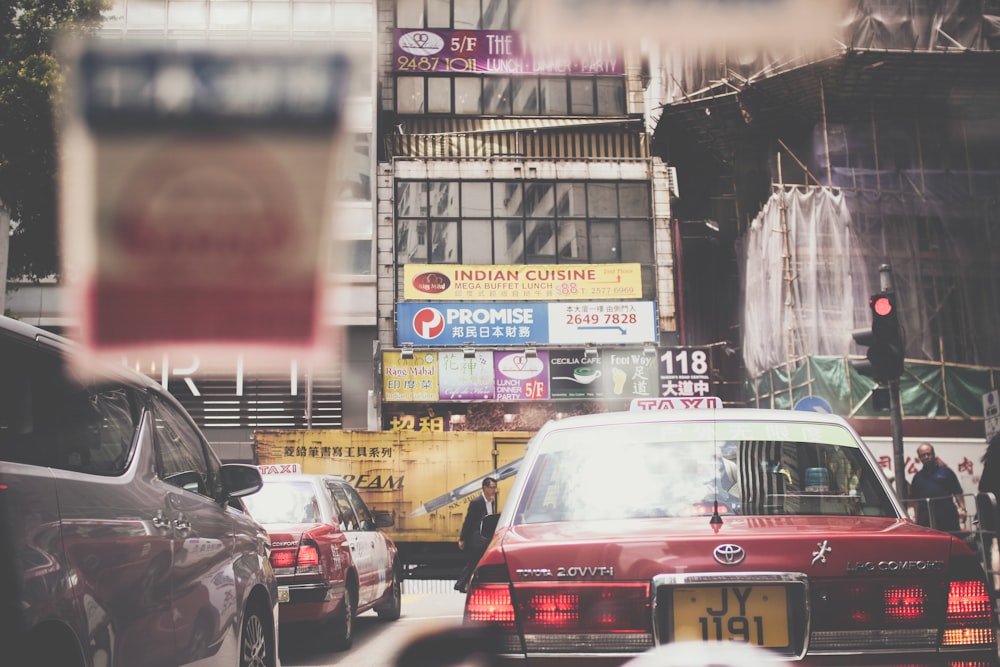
[713, 544, 746, 565]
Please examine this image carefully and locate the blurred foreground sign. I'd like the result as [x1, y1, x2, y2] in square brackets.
[61, 42, 350, 358]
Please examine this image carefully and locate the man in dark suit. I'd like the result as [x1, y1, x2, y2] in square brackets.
[455, 477, 498, 593]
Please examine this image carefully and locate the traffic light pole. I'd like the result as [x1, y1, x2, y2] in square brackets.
[889, 379, 906, 498]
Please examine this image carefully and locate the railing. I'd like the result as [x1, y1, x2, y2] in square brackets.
[901, 492, 1000, 598]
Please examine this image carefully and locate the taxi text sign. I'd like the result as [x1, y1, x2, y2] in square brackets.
[403, 263, 643, 301]
[61, 42, 351, 357]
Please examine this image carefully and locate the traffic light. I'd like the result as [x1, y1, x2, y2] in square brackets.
[851, 291, 905, 383]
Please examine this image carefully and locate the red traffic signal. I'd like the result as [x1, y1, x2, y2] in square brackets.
[852, 291, 904, 383]
[872, 295, 893, 317]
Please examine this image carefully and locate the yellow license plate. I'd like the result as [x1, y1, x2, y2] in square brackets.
[278, 587, 290, 603]
[672, 585, 789, 647]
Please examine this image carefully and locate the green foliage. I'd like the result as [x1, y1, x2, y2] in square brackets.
[1, 0, 108, 280]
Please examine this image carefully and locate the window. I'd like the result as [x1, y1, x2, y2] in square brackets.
[153, 398, 215, 499]
[342, 485, 375, 529]
[0, 338, 140, 475]
[330, 484, 360, 530]
[396, 179, 653, 265]
[395, 75, 625, 117]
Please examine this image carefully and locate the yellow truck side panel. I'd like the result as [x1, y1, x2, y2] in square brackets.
[253, 430, 531, 547]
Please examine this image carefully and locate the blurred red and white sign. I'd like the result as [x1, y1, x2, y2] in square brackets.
[61, 42, 351, 361]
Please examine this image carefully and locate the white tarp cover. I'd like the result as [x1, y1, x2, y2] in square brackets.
[742, 187, 872, 378]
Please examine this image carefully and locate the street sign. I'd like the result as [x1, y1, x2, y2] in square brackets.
[794, 396, 833, 414]
[985, 390, 1000, 441]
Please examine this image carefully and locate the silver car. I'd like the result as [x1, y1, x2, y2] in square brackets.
[0, 315, 281, 666]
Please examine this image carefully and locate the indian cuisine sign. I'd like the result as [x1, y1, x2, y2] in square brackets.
[403, 264, 643, 301]
[393, 29, 623, 75]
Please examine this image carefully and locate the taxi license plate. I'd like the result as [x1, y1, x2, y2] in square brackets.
[672, 585, 788, 647]
[278, 586, 290, 604]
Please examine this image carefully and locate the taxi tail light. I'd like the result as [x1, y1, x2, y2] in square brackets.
[942, 579, 995, 647]
[515, 583, 650, 634]
[942, 554, 996, 648]
[467, 578, 650, 635]
[269, 541, 320, 574]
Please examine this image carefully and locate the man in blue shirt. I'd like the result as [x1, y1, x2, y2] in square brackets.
[911, 443, 967, 532]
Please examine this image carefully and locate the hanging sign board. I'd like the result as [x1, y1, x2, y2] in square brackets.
[60, 41, 352, 362]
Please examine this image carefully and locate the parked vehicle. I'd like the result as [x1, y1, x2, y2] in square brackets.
[0, 315, 280, 666]
[243, 471, 403, 651]
[464, 404, 999, 666]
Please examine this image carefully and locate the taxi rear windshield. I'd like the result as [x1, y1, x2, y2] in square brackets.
[516, 424, 897, 523]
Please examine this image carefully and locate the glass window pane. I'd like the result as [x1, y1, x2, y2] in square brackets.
[396, 0, 424, 28]
[494, 220, 524, 264]
[454, 77, 481, 114]
[252, 2, 290, 28]
[340, 239, 373, 274]
[397, 220, 427, 263]
[462, 220, 493, 263]
[509, 0, 529, 30]
[596, 78, 626, 115]
[525, 219, 556, 263]
[429, 181, 459, 216]
[427, 0, 449, 27]
[494, 182, 522, 216]
[427, 77, 451, 113]
[590, 220, 618, 261]
[483, 77, 511, 115]
[539, 78, 567, 115]
[570, 78, 595, 115]
[558, 220, 588, 261]
[397, 76, 425, 113]
[454, 0, 480, 29]
[619, 182, 650, 217]
[462, 182, 492, 216]
[293, 3, 331, 31]
[210, 3, 249, 28]
[430, 220, 459, 262]
[337, 134, 371, 200]
[511, 78, 538, 115]
[397, 181, 428, 217]
[588, 183, 617, 217]
[620, 220, 654, 263]
[556, 182, 586, 217]
[481, 0, 509, 29]
[524, 182, 554, 218]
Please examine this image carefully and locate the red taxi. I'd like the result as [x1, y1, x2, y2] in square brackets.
[463, 404, 998, 666]
[243, 472, 402, 651]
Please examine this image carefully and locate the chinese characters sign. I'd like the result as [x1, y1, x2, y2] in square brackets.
[393, 29, 623, 75]
[403, 263, 643, 301]
[383, 346, 688, 402]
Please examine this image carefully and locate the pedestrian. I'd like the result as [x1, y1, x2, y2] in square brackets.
[454, 477, 498, 593]
[910, 443, 967, 532]
[976, 432, 1000, 587]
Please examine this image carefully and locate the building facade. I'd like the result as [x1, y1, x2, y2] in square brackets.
[373, 0, 687, 433]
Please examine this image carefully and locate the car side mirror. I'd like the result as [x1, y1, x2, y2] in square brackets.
[480, 513, 500, 540]
[219, 463, 264, 501]
[374, 510, 395, 529]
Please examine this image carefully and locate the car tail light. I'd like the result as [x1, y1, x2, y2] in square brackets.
[269, 541, 321, 575]
[465, 567, 653, 655]
[942, 579, 995, 647]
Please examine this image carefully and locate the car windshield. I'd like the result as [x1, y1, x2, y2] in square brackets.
[514, 419, 897, 524]
[243, 480, 320, 524]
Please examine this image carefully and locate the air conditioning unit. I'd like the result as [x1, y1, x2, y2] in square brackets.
[666, 165, 679, 199]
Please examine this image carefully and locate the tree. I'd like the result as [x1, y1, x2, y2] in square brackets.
[1, 0, 107, 282]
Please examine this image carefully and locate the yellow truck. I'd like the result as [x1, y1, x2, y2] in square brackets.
[253, 429, 531, 575]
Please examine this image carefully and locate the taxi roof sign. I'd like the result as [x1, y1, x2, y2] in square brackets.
[630, 397, 722, 411]
[257, 463, 301, 475]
